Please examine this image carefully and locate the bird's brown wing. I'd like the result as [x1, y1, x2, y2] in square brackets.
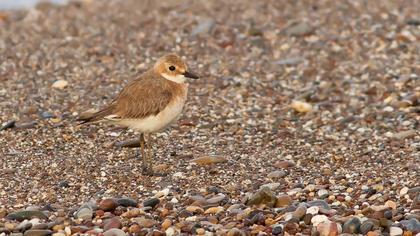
[77, 74, 174, 123]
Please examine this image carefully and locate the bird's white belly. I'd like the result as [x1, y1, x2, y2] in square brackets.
[115, 97, 186, 133]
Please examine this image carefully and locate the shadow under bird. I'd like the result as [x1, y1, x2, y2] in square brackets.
[77, 54, 199, 175]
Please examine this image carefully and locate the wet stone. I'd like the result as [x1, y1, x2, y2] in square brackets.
[7, 211, 48, 221]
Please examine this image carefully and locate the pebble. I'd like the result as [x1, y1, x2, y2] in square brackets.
[317, 189, 329, 198]
[275, 194, 292, 207]
[307, 200, 331, 211]
[75, 208, 93, 221]
[267, 170, 287, 179]
[246, 187, 277, 207]
[316, 221, 340, 236]
[311, 215, 330, 227]
[204, 206, 224, 214]
[103, 217, 122, 231]
[343, 217, 361, 234]
[260, 182, 281, 190]
[103, 228, 126, 236]
[389, 227, 403, 236]
[99, 199, 118, 212]
[23, 230, 53, 236]
[291, 100, 313, 113]
[161, 219, 172, 230]
[360, 221, 374, 234]
[285, 22, 314, 36]
[292, 206, 307, 219]
[133, 218, 157, 228]
[400, 218, 420, 232]
[306, 206, 319, 215]
[271, 224, 283, 235]
[191, 156, 227, 165]
[51, 80, 68, 89]
[115, 198, 137, 207]
[206, 194, 226, 204]
[143, 198, 160, 208]
[400, 187, 409, 196]
[7, 211, 48, 221]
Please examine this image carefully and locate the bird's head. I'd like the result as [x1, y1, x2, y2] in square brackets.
[154, 54, 199, 83]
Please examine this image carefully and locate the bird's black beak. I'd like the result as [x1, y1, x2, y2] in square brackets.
[183, 71, 199, 79]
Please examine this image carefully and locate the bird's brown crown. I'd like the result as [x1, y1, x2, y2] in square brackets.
[154, 54, 188, 77]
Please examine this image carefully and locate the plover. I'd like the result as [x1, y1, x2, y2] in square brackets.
[78, 54, 199, 175]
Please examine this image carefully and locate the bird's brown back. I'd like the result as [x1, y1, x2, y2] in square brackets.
[78, 70, 187, 123]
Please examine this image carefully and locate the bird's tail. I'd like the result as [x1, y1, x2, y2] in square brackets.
[77, 105, 115, 124]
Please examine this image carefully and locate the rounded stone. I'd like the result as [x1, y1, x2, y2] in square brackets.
[343, 217, 361, 234]
[143, 198, 160, 208]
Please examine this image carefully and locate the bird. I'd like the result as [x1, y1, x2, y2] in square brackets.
[77, 54, 199, 176]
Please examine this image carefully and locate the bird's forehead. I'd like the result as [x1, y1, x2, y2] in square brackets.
[159, 54, 185, 67]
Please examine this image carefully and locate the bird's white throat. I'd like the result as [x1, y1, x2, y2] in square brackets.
[161, 73, 186, 83]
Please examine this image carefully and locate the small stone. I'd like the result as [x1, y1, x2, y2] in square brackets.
[275, 194, 292, 207]
[271, 224, 283, 235]
[103, 217, 122, 231]
[392, 130, 416, 140]
[303, 214, 313, 225]
[195, 228, 205, 235]
[274, 160, 295, 169]
[317, 189, 329, 198]
[311, 215, 329, 227]
[161, 219, 172, 230]
[260, 182, 281, 190]
[292, 206, 307, 219]
[103, 228, 126, 236]
[389, 227, 403, 236]
[206, 194, 226, 204]
[267, 170, 287, 179]
[143, 198, 160, 208]
[52, 80, 68, 89]
[246, 187, 277, 207]
[400, 218, 420, 233]
[165, 227, 176, 236]
[384, 210, 393, 219]
[23, 230, 53, 236]
[133, 218, 157, 228]
[191, 156, 227, 165]
[7, 211, 48, 221]
[291, 100, 312, 113]
[75, 207, 93, 221]
[360, 221, 374, 235]
[227, 228, 244, 236]
[116, 198, 137, 207]
[186, 206, 204, 214]
[16, 220, 32, 232]
[343, 217, 361, 234]
[191, 18, 215, 36]
[204, 206, 224, 214]
[400, 187, 409, 196]
[128, 224, 141, 234]
[0, 208, 7, 218]
[0, 120, 15, 131]
[385, 200, 397, 210]
[317, 221, 340, 236]
[307, 200, 331, 211]
[285, 22, 314, 36]
[99, 199, 118, 212]
[306, 206, 319, 215]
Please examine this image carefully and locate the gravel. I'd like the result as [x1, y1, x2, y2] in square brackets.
[0, 0, 419, 235]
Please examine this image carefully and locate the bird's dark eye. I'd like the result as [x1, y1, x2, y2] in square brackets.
[169, 66, 176, 71]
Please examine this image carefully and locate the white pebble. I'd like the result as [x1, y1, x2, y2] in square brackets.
[399, 187, 409, 196]
[52, 80, 68, 89]
[311, 214, 330, 226]
[307, 206, 319, 215]
[389, 226, 403, 236]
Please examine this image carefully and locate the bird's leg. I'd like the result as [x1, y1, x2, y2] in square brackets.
[140, 133, 153, 176]
[140, 133, 148, 172]
[147, 133, 153, 169]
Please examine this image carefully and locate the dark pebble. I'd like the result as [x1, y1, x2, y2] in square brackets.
[360, 220, 374, 235]
[23, 230, 53, 236]
[400, 218, 420, 233]
[7, 210, 48, 221]
[271, 224, 283, 235]
[143, 198, 160, 208]
[306, 200, 331, 211]
[0, 120, 16, 131]
[58, 180, 70, 188]
[116, 198, 138, 207]
[40, 111, 55, 119]
[343, 217, 361, 234]
[384, 210, 393, 219]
